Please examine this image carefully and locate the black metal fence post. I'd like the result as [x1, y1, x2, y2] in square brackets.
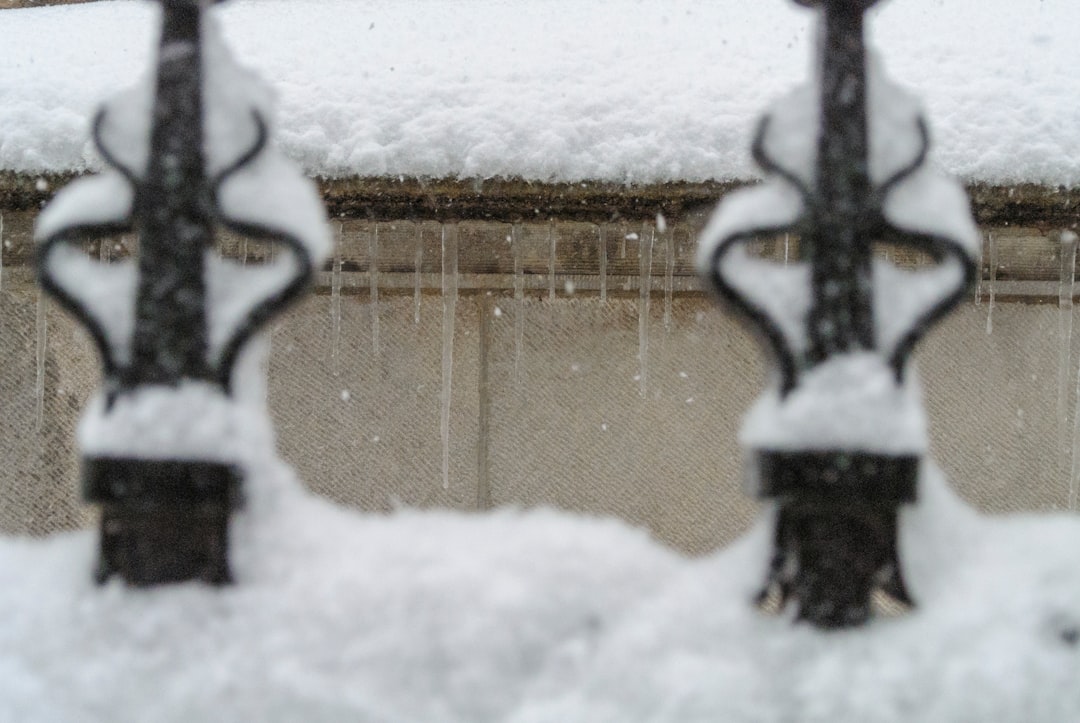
[35, 0, 330, 585]
[698, 0, 979, 627]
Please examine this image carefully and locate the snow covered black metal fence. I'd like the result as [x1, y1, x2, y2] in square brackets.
[698, 0, 979, 628]
[33, 0, 330, 585]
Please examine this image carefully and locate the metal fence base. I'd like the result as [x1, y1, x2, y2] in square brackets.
[84, 458, 240, 586]
[755, 450, 917, 628]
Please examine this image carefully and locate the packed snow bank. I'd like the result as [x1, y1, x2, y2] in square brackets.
[524, 468, 1080, 723]
[0, 462, 682, 723]
[0, 0, 1076, 185]
[1, 463, 1079, 722]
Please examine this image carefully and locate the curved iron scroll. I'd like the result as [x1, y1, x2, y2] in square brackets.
[34, 0, 330, 585]
[697, 0, 979, 627]
[38, 45, 317, 398]
[706, 115, 976, 396]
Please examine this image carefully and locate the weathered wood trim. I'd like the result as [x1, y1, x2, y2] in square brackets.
[4, 172, 1077, 227]
[0, 0, 97, 8]
[316, 176, 743, 223]
[2, 176, 1077, 300]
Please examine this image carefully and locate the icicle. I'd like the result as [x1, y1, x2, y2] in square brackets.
[1070, 358, 1080, 510]
[663, 224, 675, 332]
[985, 231, 997, 334]
[330, 222, 343, 376]
[638, 224, 653, 398]
[414, 225, 423, 325]
[264, 326, 273, 404]
[1071, 410, 1080, 511]
[370, 223, 380, 356]
[547, 220, 557, 302]
[240, 237, 248, 267]
[598, 224, 608, 302]
[974, 232, 984, 306]
[783, 232, 790, 267]
[513, 223, 525, 385]
[34, 290, 47, 431]
[440, 224, 459, 491]
[265, 244, 276, 403]
[1063, 229, 1080, 510]
[1058, 231, 1077, 468]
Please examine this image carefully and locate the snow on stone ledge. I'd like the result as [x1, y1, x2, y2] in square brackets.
[0, 0, 1076, 186]
[0, 463, 1079, 722]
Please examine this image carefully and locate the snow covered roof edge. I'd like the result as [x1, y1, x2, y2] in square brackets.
[0, 0, 1078, 188]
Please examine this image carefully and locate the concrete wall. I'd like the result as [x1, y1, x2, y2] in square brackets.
[2, 210, 1075, 555]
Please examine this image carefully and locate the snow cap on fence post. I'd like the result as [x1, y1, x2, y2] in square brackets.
[34, 0, 331, 586]
[697, 0, 979, 628]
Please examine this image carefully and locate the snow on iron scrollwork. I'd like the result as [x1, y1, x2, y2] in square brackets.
[697, 0, 979, 628]
[34, 0, 330, 586]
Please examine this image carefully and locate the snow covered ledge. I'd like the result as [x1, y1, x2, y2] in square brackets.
[0, 1, 1075, 275]
[0, 0, 1077, 225]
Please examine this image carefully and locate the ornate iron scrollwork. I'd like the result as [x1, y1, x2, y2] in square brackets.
[35, 0, 330, 585]
[698, 0, 979, 627]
